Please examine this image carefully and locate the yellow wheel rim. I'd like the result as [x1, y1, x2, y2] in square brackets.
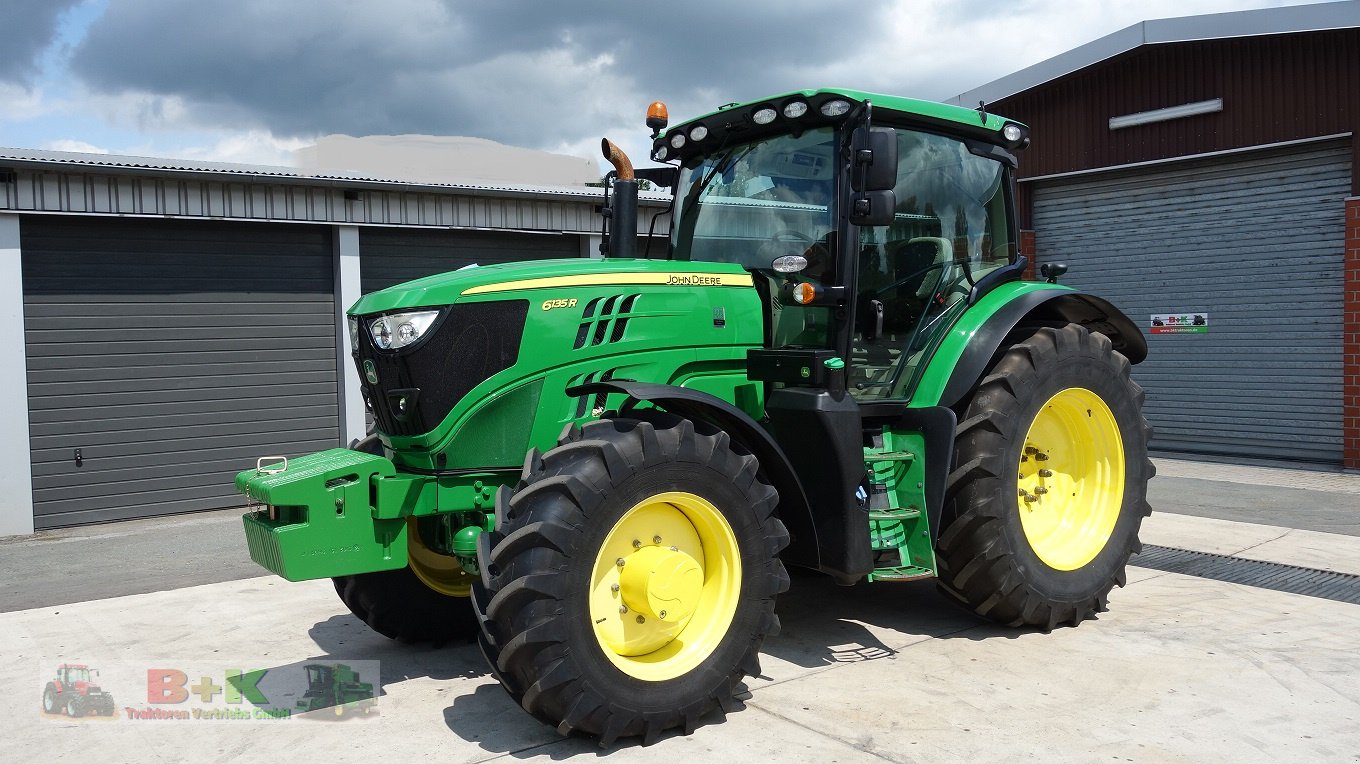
[1017, 387, 1125, 571]
[589, 491, 742, 682]
[407, 517, 475, 597]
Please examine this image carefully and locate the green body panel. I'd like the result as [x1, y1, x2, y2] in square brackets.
[358, 258, 765, 472]
[660, 87, 1022, 141]
[909, 281, 1075, 407]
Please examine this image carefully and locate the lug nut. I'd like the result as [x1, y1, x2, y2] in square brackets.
[1038, 469, 1053, 478]
[632, 539, 642, 549]
[636, 615, 646, 624]
[1035, 453, 1050, 461]
[653, 535, 662, 544]
[1024, 446, 1039, 455]
[616, 558, 626, 568]
[619, 605, 628, 614]
[659, 610, 667, 619]
[1034, 486, 1048, 495]
[611, 583, 620, 593]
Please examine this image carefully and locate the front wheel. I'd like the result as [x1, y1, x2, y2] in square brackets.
[474, 412, 789, 746]
[937, 323, 1153, 630]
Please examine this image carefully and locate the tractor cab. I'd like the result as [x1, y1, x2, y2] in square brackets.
[648, 89, 1027, 406]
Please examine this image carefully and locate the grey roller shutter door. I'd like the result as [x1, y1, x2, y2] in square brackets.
[23, 217, 338, 528]
[1032, 141, 1350, 463]
[359, 228, 580, 294]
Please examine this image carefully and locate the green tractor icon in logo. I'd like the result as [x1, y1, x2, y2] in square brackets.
[295, 663, 376, 718]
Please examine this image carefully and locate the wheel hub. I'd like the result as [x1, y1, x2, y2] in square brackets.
[619, 544, 703, 622]
[1016, 387, 1125, 571]
[589, 491, 742, 681]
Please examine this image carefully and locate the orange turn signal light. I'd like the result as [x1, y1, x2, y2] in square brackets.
[792, 282, 817, 305]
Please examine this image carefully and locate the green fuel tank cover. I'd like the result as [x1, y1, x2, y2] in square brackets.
[824, 357, 846, 370]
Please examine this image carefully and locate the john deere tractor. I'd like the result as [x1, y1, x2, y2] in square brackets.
[237, 88, 1151, 746]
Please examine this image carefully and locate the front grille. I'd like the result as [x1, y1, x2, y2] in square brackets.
[354, 301, 529, 436]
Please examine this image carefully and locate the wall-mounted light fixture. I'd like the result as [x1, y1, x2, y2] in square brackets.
[1109, 98, 1223, 130]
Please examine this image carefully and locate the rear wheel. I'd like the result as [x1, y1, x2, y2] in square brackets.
[474, 412, 788, 746]
[937, 323, 1152, 630]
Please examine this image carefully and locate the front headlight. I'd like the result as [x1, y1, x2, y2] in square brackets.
[368, 310, 440, 350]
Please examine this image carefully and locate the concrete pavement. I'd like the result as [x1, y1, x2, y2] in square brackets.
[3, 456, 1360, 762]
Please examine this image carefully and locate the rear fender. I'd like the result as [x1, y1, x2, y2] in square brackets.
[916, 284, 1146, 410]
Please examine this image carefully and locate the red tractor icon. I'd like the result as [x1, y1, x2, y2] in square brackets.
[42, 664, 116, 717]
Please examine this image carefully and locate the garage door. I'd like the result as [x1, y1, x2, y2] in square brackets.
[1032, 140, 1350, 463]
[359, 228, 581, 293]
[23, 217, 339, 528]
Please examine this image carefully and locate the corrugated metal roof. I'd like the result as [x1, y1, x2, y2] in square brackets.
[0, 146, 672, 204]
[948, 0, 1360, 108]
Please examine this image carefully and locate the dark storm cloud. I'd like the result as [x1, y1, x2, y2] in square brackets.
[0, 0, 83, 82]
[67, 0, 891, 148]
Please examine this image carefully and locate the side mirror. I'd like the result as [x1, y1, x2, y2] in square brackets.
[1040, 262, 1068, 283]
[850, 127, 898, 192]
[634, 166, 679, 188]
[850, 190, 895, 227]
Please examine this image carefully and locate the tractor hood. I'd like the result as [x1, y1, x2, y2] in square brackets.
[349, 258, 754, 315]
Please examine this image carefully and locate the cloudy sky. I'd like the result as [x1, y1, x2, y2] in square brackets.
[0, 0, 1339, 174]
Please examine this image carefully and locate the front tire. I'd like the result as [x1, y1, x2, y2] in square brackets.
[331, 438, 479, 644]
[42, 685, 57, 713]
[937, 323, 1152, 630]
[474, 412, 789, 746]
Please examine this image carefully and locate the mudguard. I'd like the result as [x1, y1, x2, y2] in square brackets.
[567, 380, 822, 571]
[918, 285, 1147, 410]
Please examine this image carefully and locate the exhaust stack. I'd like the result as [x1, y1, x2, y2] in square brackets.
[600, 139, 637, 259]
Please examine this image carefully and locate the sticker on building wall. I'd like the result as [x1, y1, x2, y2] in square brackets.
[1150, 313, 1208, 334]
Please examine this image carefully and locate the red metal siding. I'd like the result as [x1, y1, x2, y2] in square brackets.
[992, 27, 1360, 226]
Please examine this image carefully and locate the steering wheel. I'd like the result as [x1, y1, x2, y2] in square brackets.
[766, 229, 815, 256]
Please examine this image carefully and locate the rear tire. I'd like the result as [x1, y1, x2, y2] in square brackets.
[936, 323, 1153, 630]
[473, 411, 789, 746]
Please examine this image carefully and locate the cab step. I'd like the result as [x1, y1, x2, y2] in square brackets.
[866, 564, 935, 582]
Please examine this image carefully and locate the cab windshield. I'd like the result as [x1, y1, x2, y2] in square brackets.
[670, 128, 838, 348]
[670, 127, 837, 273]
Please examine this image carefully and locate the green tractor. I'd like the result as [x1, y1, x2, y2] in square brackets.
[237, 88, 1151, 746]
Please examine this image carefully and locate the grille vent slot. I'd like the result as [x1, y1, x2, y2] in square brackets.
[569, 368, 618, 418]
[572, 294, 641, 350]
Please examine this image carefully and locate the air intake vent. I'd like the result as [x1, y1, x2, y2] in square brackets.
[568, 368, 618, 418]
[572, 294, 641, 350]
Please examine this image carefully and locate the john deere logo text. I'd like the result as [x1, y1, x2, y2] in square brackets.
[667, 275, 722, 286]
[541, 298, 578, 311]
